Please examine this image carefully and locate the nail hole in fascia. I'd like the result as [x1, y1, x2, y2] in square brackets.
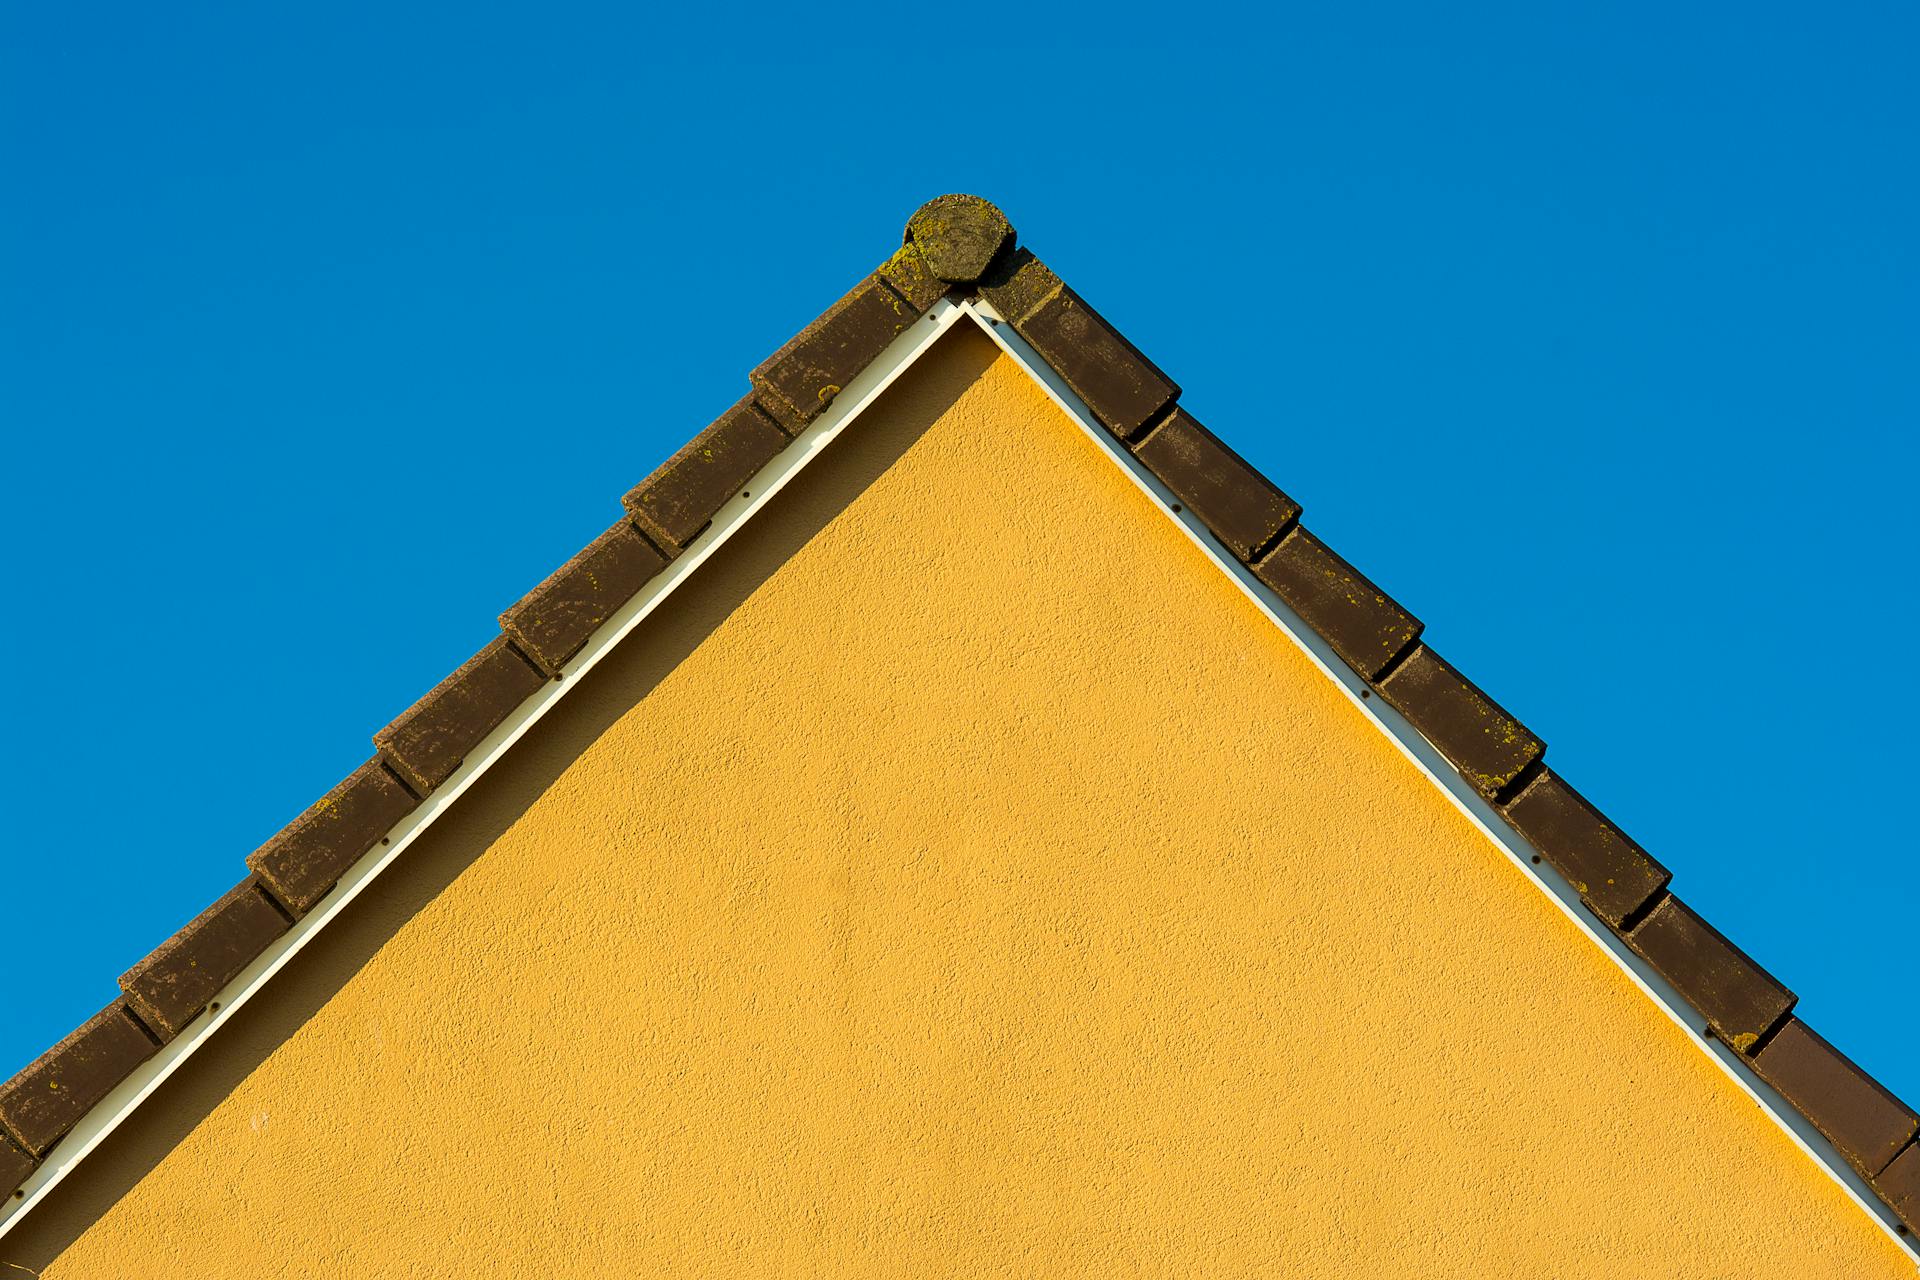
[380, 837, 390, 846]
[741, 491, 751, 499]
[1359, 689, 1371, 700]
[209, 1002, 221, 1014]
[11, 1190, 21, 1200]
[1530, 855, 1542, 865]
[1170, 504, 1182, 513]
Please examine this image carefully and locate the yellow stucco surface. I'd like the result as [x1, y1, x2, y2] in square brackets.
[11, 327, 1908, 1276]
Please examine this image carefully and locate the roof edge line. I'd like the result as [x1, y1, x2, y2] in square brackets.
[958, 301, 1920, 1265]
[0, 295, 975, 1241]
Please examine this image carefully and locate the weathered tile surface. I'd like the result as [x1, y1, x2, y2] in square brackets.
[120, 879, 290, 1040]
[247, 758, 419, 915]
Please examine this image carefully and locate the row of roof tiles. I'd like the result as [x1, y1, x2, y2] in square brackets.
[2, 195, 1914, 1239]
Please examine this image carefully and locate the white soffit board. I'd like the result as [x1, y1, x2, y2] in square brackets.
[5, 296, 1913, 1266]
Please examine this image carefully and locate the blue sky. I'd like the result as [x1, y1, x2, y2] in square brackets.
[3, 2, 1914, 1112]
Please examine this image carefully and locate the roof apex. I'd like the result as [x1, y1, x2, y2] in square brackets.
[905, 194, 1014, 284]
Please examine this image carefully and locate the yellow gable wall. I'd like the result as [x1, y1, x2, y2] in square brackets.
[10, 326, 1907, 1276]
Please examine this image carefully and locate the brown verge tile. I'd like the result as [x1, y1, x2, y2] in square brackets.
[1134, 409, 1299, 561]
[118, 878, 291, 1041]
[500, 518, 668, 674]
[246, 757, 419, 915]
[1376, 644, 1543, 799]
[977, 247, 1061, 325]
[1500, 768, 1670, 930]
[1017, 284, 1180, 439]
[373, 636, 548, 796]
[1625, 895, 1795, 1051]
[980, 249, 1178, 439]
[1253, 527, 1422, 681]
[906, 194, 1014, 283]
[0, 1134, 32, 1198]
[749, 276, 920, 432]
[623, 397, 787, 551]
[1751, 1018, 1918, 1178]
[1874, 1141, 1920, 1232]
[0, 1004, 156, 1158]
[877, 241, 948, 312]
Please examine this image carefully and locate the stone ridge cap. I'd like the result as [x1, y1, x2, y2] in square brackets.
[2, 194, 1914, 1246]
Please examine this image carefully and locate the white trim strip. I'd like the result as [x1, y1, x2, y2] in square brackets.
[962, 299, 1917, 1266]
[0, 296, 971, 1238]
[5, 293, 1912, 1266]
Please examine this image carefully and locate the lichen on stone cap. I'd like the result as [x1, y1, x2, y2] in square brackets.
[905, 194, 1015, 283]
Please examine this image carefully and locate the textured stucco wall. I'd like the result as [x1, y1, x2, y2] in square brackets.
[11, 326, 1908, 1276]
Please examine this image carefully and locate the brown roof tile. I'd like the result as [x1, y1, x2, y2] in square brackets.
[749, 276, 922, 433]
[1875, 1141, 1920, 1233]
[1253, 526, 1423, 680]
[373, 636, 549, 796]
[0, 1004, 156, 1158]
[622, 396, 787, 551]
[1626, 895, 1795, 1052]
[8, 193, 1912, 1251]
[876, 242, 948, 313]
[119, 878, 290, 1041]
[1752, 1018, 1918, 1178]
[1500, 768, 1670, 930]
[979, 248, 1178, 439]
[246, 757, 419, 915]
[1134, 408, 1299, 562]
[0, 1136, 32, 1200]
[1376, 644, 1544, 799]
[501, 517, 668, 674]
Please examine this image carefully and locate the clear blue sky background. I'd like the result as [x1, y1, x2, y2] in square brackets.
[3, 5, 1914, 1109]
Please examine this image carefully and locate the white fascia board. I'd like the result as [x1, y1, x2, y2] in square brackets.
[0, 296, 971, 1238]
[6, 293, 1913, 1266]
[962, 298, 1918, 1266]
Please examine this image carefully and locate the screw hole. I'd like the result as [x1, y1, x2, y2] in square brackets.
[1530, 855, 1542, 865]
[741, 491, 751, 499]
[209, 1002, 221, 1014]
[1170, 504, 1182, 513]
[11, 1190, 21, 1200]
[1359, 689, 1371, 699]
[380, 837, 390, 847]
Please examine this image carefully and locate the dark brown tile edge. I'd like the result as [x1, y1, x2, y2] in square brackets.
[623, 396, 789, 551]
[1253, 526, 1423, 681]
[1375, 643, 1544, 800]
[748, 273, 923, 434]
[0, 1004, 157, 1159]
[247, 757, 420, 916]
[1874, 1140, 1920, 1233]
[1499, 768, 1670, 930]
[118, 879, 292, 1042]
[501, 517, 669, 675]
[373, 635, 550, 795]
[979, 247, 1179, 439]
[1624, 894, 1796, 1052]
[1751, 1018, 1918, 1179]
[0, 1134, 33, 1200]
[1133, 408, 1299, 562]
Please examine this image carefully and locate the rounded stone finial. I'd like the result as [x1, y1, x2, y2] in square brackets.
[905, 194, 1015, 284]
